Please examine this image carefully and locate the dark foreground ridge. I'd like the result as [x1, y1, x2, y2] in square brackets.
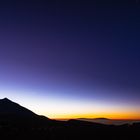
[0, 98, 140, 140]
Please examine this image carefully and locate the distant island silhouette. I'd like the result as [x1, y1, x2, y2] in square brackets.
[0, 98, 140, 140]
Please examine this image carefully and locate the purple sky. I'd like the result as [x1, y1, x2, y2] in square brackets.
[0, 0, 140, 119]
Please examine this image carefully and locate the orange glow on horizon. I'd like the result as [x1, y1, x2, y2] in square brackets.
[1, 90, 140, 121]
[46, 112, 140, 120]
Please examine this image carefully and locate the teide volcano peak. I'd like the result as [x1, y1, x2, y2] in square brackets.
[0, 98, 55, 128]
[0, 98, 37, 117]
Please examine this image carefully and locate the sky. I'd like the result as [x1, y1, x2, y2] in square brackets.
[0, 0, 140, 119]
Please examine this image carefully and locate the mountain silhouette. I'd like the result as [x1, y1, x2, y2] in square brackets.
[0, 98, 54, 128]
[0, 98, 37, 117]
[0, 98, 140, 140]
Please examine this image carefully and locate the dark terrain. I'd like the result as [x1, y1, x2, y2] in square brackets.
[0, 98, 140, 140]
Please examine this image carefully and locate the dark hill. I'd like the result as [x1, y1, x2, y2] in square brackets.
[0, 98, 54, 128]
[0, 98, 140, 140]
[0, 98, 37, 117]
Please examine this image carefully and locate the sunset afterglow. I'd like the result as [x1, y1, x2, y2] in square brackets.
[0, 89, 140, 120]
[0, 0, 140, 121]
